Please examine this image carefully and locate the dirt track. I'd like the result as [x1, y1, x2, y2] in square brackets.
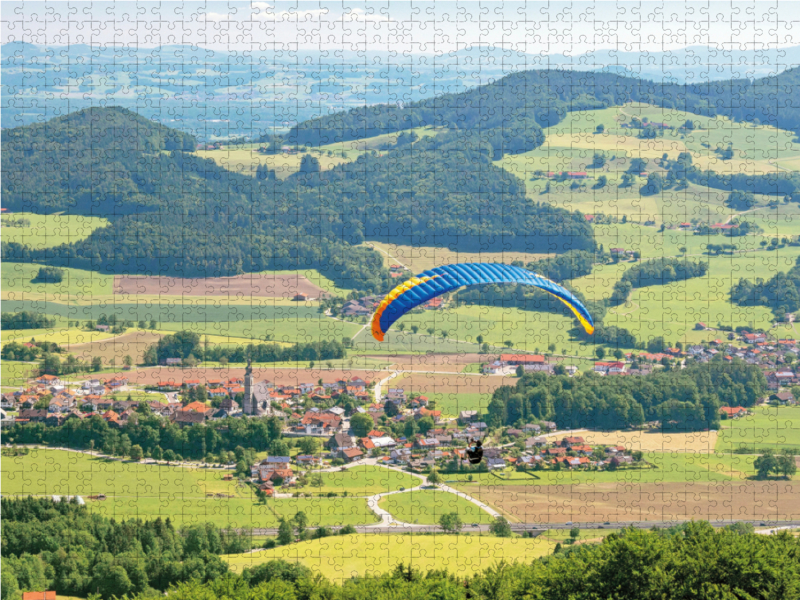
[466, 481, 800, 524]
[114, 274, 328, 299]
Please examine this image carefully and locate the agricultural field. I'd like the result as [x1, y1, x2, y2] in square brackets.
[716, 406, 800, 452]
[0, 449, 377, 528]
[224, 533, 554, 581]
[1, 212, 109, 249]
[378, 489, 496, 525]
[568, 428, 720, 453]
[365, 241, 548, 273]
[195, 147, 353, 179]
[293, 465, 420, 496]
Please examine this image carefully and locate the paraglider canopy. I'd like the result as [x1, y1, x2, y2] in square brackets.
[370, 263, 594, 341]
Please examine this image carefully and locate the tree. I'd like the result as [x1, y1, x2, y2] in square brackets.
[777, 450, 797, 479]
[411, 325, 419, 334]
[293, 511, 308, 537]
[569, 527, 580, 541]
[439, 512, 463, 534]
[489, 516, 512, 537]
[151, 446, 163, 462]
[595, 347, 606, 360]
[269, 439, 290, 457]
[404, 417, 417, 438]
[417, 416, 435, 435]
[309, 473, 324, 488]
[277, 518, 294, 545]
[129, 445, 144, 461]
[754, 450, 778, 479]
[91, 356, 103, 372]
[384, 400, 399, 417]
[427, 467, 442, 485]
[476, 335, 484, 344]
[123, 354, 133, 367]
[299, 154, 321, 174]
[350, 413, 373, 437]
[504, 340, 514, 348]
[298, 437, 321, 455]
[595, 124, 605, 133]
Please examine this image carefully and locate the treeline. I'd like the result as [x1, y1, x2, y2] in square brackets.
[143, 330, 347, 365]
[1, 341, 62, 362]
[487, 358, 766, 431]
[730, 263, 800, 314]
[2, 107, 594, 291]
[1, 497, 246, 599]
[1, 311, 56, 330]
[99, 522, 800, 600]
[5, 408, 285, 458]
[609, 258, 708, 305]
[523, 250, 596, 283]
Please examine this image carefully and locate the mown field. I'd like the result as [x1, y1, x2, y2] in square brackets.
[292, 466, 420, 496]
[224, 533, 554, 581]
[1, 212, 109, 249]
[378, 489, 496, 525]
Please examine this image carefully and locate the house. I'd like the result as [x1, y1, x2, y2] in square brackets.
[165, 357, 183, 366]
[301, 411, 343, 435]
[695, 322, 708, 330]
[458, 410, 479, 425]
[327, 433, 356, 454]
[594, 361, 626, 375]
[719, 406, 748, 418]
[296, 455, 323, 466]
[486, 457, 506, 470]
[95, 324, 110, 332]
[743, 332, 767, 344]
[22, 592, 57, 600]
[341, 300, 371, 317]
[506, 428, 523, 438]
[561, 436, 585, 447]
[18, 409, 47, 423]
[36, 374, 61, 386]
[415, 407, 441, 422]
[342, 447, 364, 462]
[500, 354, 551, 372]
[1, 409, 15, 428]
[386, 388, 406, 402]
[390, 448, 412, 463]
[172, 411, 208, 427]
[525, 436, 547, 448]
[541, 421, 557, 431]
[770, 392, 796, 405]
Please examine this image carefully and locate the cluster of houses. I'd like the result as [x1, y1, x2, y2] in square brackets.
[518, 432, 637, 470]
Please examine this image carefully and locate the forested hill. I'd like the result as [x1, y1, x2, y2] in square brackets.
[1, 107, 594, 288]
[288, 67, 800, 152]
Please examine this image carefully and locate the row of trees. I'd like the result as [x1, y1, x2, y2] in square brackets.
[4, 406, 285, 459]
[143, 330, 348, 365]
[1, 311, 56, 330]
[487, 358, 766, 431]
[730, 254, 800, 314]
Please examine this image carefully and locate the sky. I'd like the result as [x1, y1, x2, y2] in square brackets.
[3, 1, 800, 56]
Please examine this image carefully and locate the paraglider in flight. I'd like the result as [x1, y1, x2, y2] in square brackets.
[464, 438, 484, 464]
[370, 263, 594, 342]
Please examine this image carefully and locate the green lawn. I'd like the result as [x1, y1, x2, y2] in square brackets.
[1, 362, 37, 387]
[224, 533, 554, 580]
[716, 406, 800, 452]
[378, 489, 495, 525]
[1, 212, 109, 249]
[293, 465, 420, 495]
[1, 449, 377, 528]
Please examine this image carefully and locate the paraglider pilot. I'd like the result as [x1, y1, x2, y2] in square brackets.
[465, 438, 483, 464]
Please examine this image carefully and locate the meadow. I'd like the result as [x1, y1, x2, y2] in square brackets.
[0, 449, 377, 528]
[293, 465, 420, 496]
[378, 489, 496, 525]
[1, 212, 109, 249]
[224, 533, 554, 581]
[715, 406, 800, 452]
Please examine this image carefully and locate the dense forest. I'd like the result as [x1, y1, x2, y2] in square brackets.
[1, 107, 594, 291]
[289, 66, 800, 152]
[1, 497, 246, 599]
[730, 255, 800, 314]
[487, 358, 766, 431]
[6, 512, 796, 600]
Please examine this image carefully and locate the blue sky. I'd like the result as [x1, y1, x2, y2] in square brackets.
[3, 1, 799, 56]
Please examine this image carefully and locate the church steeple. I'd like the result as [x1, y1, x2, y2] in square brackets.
[243, 357, 253, 414]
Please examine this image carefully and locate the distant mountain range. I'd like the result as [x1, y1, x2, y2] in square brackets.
[4, 41, 800, 139]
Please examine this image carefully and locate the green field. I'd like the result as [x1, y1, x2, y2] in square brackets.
[716, 406, 800, 452]
[1, 212, 109, 249]
[1, 449, 377, 528]
[448, 452, 764, 489]
[378, 489, 495, 525]
[224, 533, 554, 580]
[294, 466, 421, 495]
[0, 361, 37, 388]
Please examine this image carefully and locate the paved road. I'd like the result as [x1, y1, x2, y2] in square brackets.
[243, 519, 800, 536]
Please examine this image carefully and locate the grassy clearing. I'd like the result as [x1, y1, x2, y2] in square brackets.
[1, 449, 376, 528]
[2, 262, 116, 303]
[365, 241, 547, 273]
[1, 212, 109, 249]
[716, 406, 800, 452]
[293, 466, 420, 496]
[1, 362, 37, 387]
[378, 489, 495, 525]
[224, 533, 554, 580]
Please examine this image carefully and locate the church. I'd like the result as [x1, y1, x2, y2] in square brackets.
[242, 359, 272, 416]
